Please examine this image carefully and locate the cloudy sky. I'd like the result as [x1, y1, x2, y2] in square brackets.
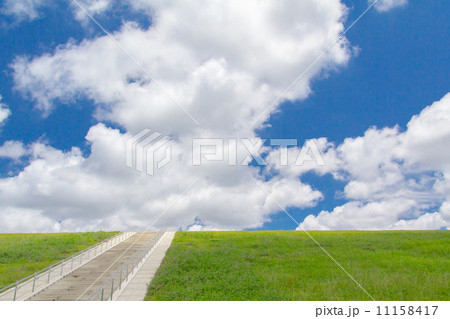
[0, 0, 449, 232]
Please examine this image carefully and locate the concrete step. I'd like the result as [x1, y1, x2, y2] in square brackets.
[116, 232, 175, 301]
[28, 232, 157, 301]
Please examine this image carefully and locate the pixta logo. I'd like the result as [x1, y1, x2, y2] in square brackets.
[126, 129, 172, 176]
[192, 138, 325, 166]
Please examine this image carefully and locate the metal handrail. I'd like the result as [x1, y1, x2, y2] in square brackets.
[88, 231, 166, 301]
[0, 231, 136, 301]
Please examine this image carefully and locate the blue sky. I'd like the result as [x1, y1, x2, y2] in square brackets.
[0, 0, 449, 232]
[256, 0, 450, 229]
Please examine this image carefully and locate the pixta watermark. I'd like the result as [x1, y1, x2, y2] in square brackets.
[126, 129, 325, 175]
[126, 129, 172, 175]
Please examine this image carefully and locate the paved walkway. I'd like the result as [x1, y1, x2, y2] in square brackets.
[116, 231, 176, 301]
[28, 232, 157, 301]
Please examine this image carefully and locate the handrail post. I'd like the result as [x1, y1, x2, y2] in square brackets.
[110, 279, 114, 300]
[32, 273, 36, 293]
[13, 283, 18, 301]
[101, 288, 104, 301]
[119, 270, 122, 290]
[48, 268, 51, 283]
[61, 262, 64, 276]
[71, 256, 74, 270]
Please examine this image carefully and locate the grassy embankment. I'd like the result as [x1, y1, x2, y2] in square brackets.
[0, 231, 118, 289]
[146, 231, 449, 301]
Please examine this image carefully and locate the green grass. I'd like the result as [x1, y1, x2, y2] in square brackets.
[0, 231, 118, 289]
[145, 231, 449, 301]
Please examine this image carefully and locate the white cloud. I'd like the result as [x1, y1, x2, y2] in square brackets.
[300, 199, 417, 230]
[370, 0, 408, 13]
[2, 0, 447, 233]
[3, 1, 447, 233]
[0, 207, 58, 233]
[298, 93, 450, 230]
[13, 0, 351, 133]
[4, 1, 446, 232]
[4, 1, 354, 232]
[0, 124, 323, 232]
[72, 0, 112, 25]
[0, 141, 28, 159]
[389, 213, 447, 230]
[1, 0, 47, 21]
[0, 95, 11, 124]
[1, 0, 113, 23]
[265, 138, 340, 178]
[400, 93, 450, 172]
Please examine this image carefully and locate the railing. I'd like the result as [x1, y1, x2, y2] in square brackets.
[0, 231, 136, 301]
[88, 231, 166, 301]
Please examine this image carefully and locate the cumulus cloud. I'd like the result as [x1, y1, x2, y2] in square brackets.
[1, 0, 446, 233]
[1, 0, 48, 21]
[0, 124, 323, 232]
[71, 0, 112, 24]
[298, 93, 450, 230]
[265, 138, 339, 178]
[13, 0, 351, 132]
[0, 96, 11, 124]
[3, 1, 354, 232]
[0, 141, 29, 159]
[1, 0, 113, 23]
[0, 208, 58, 233]
[370, 0, 408, 13]
[300, 199, 417, 230]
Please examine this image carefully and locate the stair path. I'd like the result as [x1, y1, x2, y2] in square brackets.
[28, 232, 156, 301]
[116, 231, 175, 301]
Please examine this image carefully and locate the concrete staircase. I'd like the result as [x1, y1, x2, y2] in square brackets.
[27, 232, 157, 301]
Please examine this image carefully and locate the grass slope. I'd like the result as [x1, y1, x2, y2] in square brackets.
[0, 231, 118, 289]
[146, 231, 449, 301]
